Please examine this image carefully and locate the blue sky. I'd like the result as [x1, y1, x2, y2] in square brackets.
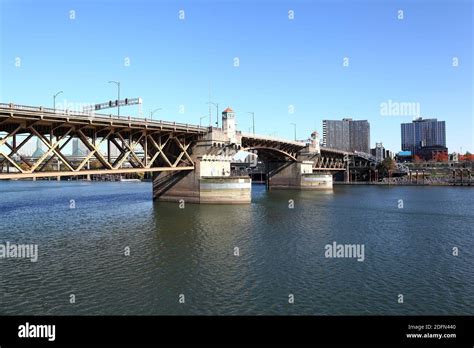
[1, 0, 472, 152]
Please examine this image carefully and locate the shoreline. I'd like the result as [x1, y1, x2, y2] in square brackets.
[334, 181, 473, 187]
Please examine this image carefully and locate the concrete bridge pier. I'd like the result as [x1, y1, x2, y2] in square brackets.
[153, 155, 251, 204]
[268, 160, 333, 190]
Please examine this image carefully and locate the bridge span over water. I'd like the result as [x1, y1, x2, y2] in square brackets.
[0, 103, 365, 203]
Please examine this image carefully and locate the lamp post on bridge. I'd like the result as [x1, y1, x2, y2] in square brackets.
[206, 102, 219, 128]
[246, 112, 255, 134]
[290, 123, 297, 141]
[150, 108, 162, 120]
[108, 80, 121, 117]
[200, 115, 207, 127]
[53, 91, 63, 112]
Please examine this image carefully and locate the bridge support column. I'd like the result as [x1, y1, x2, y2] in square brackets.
[153, 155, 251, 204]
[268, 160, 333, 190]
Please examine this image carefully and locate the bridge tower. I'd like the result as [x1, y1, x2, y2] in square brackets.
[222, 107, 237, 144]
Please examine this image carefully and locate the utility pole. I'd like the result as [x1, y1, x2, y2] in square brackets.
[200, 115, 207, 127]
[53, 91, 63, 111]
[150, 108, 162, 120]
[247, 112, 255, 134]
[207, 102, 219, 128]
[290, 123, 296, 141]
[108, 81, 120, 116]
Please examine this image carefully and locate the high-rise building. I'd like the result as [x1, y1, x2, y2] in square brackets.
[322, 119, 350, 151]
[401, 117, 446, 155]
[349, 120, 370, 153]
[31, 138, 46, 158]
[72, 139, 90, 157]
[322, 118, 370, 153]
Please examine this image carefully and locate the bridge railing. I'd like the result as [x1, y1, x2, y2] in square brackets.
[354, 151, 379, 162]
[0, 103, 208, 132]
[240, 132, 306, 147]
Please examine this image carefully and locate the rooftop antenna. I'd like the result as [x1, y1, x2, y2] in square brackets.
[208, 82, 212, 127]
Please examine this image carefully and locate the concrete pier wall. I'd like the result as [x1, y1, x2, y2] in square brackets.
[200, 177, 251, 204]
[153, 157, 251, 204]
[269, 161, 333, 190]
[300, 173, 333, 189]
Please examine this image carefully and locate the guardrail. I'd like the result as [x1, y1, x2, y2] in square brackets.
[240, 132, 306, 146]
[354, 151, 378, 162]
[0, 103, 208, 132]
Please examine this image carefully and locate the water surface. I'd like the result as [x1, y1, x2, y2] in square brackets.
[0, 181, 472, 315]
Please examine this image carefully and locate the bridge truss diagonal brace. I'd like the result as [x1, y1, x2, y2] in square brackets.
[0, 125, 26, 173]
[76, 129, 113, 170]
[1, 133, 34, 170]
[28, 126, 75, 173]
[147, 135, 173, 168]
[172, 136, 193, 167]
[76, 129, 115, 172]
[116, 132, 146, 168]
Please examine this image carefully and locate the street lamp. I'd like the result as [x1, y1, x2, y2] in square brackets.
[108, 81, 121, 116]
[206, 102, 219, 128]
[290, 123, 297, 141]
[247, 112, 255, 134]
[200, 115, 207, 127]
[150, 108, 162, 120]
[53, 91, 63, 111]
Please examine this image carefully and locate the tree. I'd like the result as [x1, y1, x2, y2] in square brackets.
[413, 155, 423, 164]
[376, 157, 396, 176]
[434, 152, 448, 162]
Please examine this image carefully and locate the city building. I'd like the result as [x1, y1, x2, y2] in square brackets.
[401, 117, 446, 155]
[72, 139, 90, 157]
[449, 152, 459, 163]
[370, 142, 393, 162]
[322, 118, 370, 153]
[31, 138, 46, 158]
[396, 151, 413, 162]
[418, 145, 448, 161]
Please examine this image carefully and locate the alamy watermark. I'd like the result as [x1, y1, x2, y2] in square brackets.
[380, 99, 420, 117]
[0, 242, 38, 262]
[325, 241, 365, 262]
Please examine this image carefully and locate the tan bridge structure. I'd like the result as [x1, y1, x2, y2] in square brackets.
[0, 103, 351, 204]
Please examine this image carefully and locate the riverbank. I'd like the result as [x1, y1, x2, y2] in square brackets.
[334, 181, 473, 186]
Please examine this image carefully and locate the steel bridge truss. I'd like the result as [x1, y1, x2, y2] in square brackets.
[0, 122, 197, 180]
[312, 152, 347, 170]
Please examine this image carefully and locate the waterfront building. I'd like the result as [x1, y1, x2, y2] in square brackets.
[401, 117, 446, 155]
[370, 142, 393, 162]
[322, 118, 370, 153]
[418, 145, 448, 161]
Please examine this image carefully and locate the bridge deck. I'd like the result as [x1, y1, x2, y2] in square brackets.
[0, 103, 208, 134]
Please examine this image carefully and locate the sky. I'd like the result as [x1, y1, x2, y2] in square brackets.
[1, 0, 473, 153]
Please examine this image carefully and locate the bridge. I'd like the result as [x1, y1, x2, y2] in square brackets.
[0, 103, 359, 203]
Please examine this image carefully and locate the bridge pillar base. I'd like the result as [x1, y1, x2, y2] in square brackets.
[199, 177, 251, 204]
[269, 161, 333, 190]
[153, 156, 251, 204]
[300, 173, 333, 189]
